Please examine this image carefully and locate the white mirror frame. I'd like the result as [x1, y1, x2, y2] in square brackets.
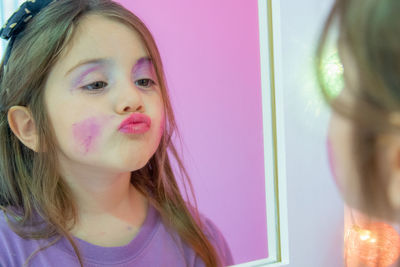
[236, 0, 290, 266]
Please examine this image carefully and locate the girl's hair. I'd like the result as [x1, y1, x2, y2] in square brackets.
[316, 0, 400, 266]
[0, 0, 222, 266]
[316, 0, 400, 221]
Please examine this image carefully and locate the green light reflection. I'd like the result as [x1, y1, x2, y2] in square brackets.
[321, 50, 344, 99]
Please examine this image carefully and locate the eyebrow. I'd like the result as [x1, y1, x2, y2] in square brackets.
[64, 56, 152, 77]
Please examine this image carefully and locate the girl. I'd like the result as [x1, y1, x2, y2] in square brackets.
[317, 0, 400, 266]
[0, 0, 233, 266]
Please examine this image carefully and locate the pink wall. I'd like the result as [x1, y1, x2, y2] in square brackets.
[116, 0, 268, 264]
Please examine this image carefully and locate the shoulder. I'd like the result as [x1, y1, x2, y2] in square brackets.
[0, 209, 17, 243]
[187, 204, 234, 266]
[0, 209, 50, 266]
[0, 210, 21, 265]
[0, 209, 27, 243]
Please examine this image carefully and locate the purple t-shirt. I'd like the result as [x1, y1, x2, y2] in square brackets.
[0, 203, 234, 266]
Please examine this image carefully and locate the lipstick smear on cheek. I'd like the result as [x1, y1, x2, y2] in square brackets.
[72, 117, 102, 155]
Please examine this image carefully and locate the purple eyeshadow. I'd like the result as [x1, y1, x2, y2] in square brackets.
[132, 58, 156, 80]
[68, 57, 155, 92]
[71, 65, 104, 89]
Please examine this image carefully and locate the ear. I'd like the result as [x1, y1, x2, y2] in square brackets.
[7, 106, 39, 152]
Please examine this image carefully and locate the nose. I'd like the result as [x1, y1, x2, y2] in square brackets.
[115, 76, 144, 114]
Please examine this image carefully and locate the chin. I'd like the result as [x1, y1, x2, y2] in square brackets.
[130, 155, 151, 172]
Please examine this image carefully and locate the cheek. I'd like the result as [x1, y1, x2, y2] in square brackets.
[72, 117, 103, 155]
[327, 114, 362, 207]
[159, 114, 165, 138]
[327, 136, 343, 191]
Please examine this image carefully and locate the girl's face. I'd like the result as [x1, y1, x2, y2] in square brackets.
[327, 43, 400, 216]
[328, 41, 400, 219]
[326, 44, 364, 209]
[44, 14, 165, 175]
[327, 95, 363, 209]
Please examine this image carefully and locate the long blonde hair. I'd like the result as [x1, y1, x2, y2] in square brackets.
[0, 0, 222, 266]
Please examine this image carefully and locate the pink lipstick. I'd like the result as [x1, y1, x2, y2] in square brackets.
[119, 113, 151, 134]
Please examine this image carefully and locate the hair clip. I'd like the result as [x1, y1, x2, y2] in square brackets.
[0, 0, 55, 66]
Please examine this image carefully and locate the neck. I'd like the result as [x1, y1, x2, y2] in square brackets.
[67, 172, 135, 216]
[59, 164, 148, 223]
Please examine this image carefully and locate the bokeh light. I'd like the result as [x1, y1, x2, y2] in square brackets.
[345, 222, 400, 267]
[320, 49, 344, 100]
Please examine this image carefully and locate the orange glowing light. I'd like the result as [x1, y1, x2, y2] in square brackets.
[345, 222, 400, 267]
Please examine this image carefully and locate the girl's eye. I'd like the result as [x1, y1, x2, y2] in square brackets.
[81, 79, 155, 92]
[135, 78, 156, 88]
[83, 81, 108, 91]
